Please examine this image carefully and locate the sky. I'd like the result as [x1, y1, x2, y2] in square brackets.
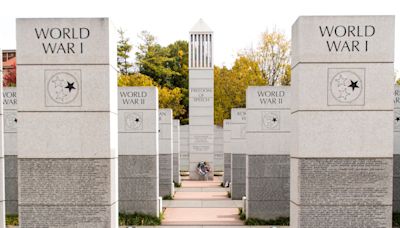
[1, 0, 399, 72]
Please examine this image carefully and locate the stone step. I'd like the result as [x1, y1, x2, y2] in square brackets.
[162, 208, 243, 226]
[163, 199, 243, 208]
[176, 187, 228, 192]
[174, 191, 228, 200]
[181, 181, 223, 188]
[13, 226, 289, 228]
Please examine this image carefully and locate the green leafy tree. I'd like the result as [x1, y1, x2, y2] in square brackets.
[280, 64, 291, 86]
[214, 56, 267, 125]
[117, 29, 133, 75]
[136, 31, 178, 87]
[117, 73, 155, 87]
[246, 29, 290, 86]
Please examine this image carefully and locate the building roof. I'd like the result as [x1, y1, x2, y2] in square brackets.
[190, 19, 213, 33]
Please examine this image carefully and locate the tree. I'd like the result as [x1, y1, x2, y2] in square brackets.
[117, 73, 155, 87]
[136, 31, 179, 87]
[159, 87, 186, 119]
[117, 29, 133, 75]
[246, 29, 290, 86]
[3, 62, 16, 87]
[214, 56, 266, 125]
[165, 40, 189, 89]
[280, 64, 291, 86]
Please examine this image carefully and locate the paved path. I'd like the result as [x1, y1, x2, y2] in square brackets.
[162, 177, 243, 225]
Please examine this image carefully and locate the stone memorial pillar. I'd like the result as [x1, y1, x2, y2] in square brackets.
[3, 87, 17, 215]
[394, 85, 400, 212]
[180, 125, 189, 172]
[118, 87, 159, 216]
[246, 86, 290, 220]
[230, 108, 247, 200]
[214, 125, 224, 172]
[188, 19, 214, 180]
[291, 16, 394, 227]
[159, 109, 173, 197]
[16, 18, 118, 227]
[223, 119, 232, 184]
[0, 49, 5, 228]
[173, 119, 181, 185]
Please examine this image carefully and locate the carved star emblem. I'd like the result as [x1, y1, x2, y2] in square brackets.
[65, 81, 76, 92]
[334, 74, 347, 86]
[348, 80, 359, 91]
[51, 76, 64, 88]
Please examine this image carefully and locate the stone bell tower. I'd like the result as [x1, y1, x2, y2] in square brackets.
[188, 19, 214, 180]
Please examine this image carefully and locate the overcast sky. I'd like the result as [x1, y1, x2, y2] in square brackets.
[1, 0, 399, 71]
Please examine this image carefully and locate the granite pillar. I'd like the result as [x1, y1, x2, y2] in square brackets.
[118, 87, 159, 216]
[16, 18, 118, 227]
[230, 108, 246, 200]
[291, 16, 394, 227]
[223, 119, 232, 184]
[3, 87, 17, 215]
[173, 119, 181, 185]
[159, 109, 173, 197]
[245, 86, 290, 220]
[214, 125, 224, 172]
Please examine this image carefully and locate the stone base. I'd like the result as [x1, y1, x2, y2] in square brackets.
[173, 153, 180, 184]
[119, 155, 159, 216]
[19, 158, 118, 227]
[223, 153, 231, 184]
[5, 155, 18, 215]
[231, 154, 246, 200]
[159, 154, 173, 197]
[394, 154, 400, 213]
[291, 157, 392, 228]
[246, 155, 289, 219]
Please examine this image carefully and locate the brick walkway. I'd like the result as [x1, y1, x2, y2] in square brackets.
[162, 176, 244, 225]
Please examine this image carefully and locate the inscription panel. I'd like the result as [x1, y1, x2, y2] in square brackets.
[298, 158, 392, 205]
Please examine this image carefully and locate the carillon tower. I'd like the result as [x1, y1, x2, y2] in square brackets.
[188, 19, 214, 180]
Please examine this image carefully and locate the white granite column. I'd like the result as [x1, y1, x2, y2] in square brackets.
[180, 125, 189, 171]
[214, 125, 224, 172]
[159, 109, 173, 197]
[394, 85, 400, 212]
[118, 87, 159, 216]
[173, 119, 181, 185]
[3, 87, 17, 215]
[16, 18, 118, 227]
[245, 86, 290, 220]
[291, 16, 394, 227]
[223, 119, 232, 184]
[0, 48, 5, 228]
[230, 108, 247, 200]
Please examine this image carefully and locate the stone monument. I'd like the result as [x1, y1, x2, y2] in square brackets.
[245, 86, 290, 219]
[188, 19, 214, 180]
[214, 125, 224, 172]
[223, 119, 233, 185]
[0, 49, 5, 228]
[118, 87, 160, 216]
[159, 109, 173, 197]
[3, 87, 17, 215]
[291, 16, 394, 227]
[16, 18, 118, 227]
[173, 119, 181, 185]
[394, 85, 400, 212]
[180, 125, 189, 171]
[230, 108, 247, 200]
